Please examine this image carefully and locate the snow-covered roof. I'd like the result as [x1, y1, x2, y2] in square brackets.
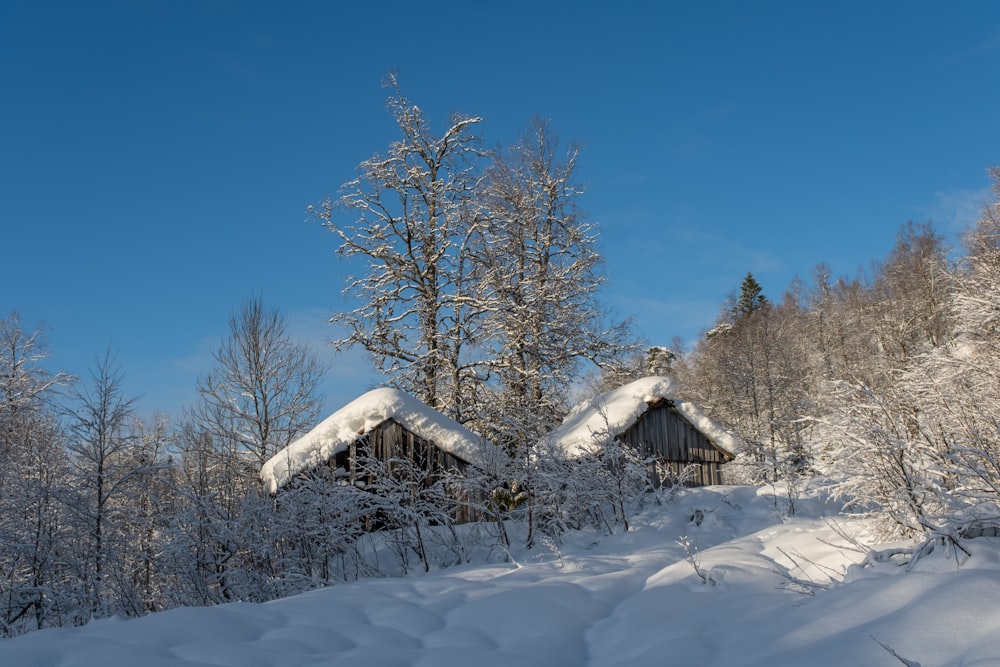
[261, 388, 499, 493]
[543, 376, 739, 458]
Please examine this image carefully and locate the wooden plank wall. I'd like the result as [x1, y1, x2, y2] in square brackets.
[331, 419, 480, 523]
[619, 401, 730, 486]
[329, 420, 469, 480]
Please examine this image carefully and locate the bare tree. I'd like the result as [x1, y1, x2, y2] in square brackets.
[109, 414, 173, 616]
[686, 279, 813, 492]
[0, 313, 72, 635]
[476, 119, 633, 446]
[869, 221, 953, 364]
[812, 173, 999, 543]
[175, 296, 326, 603]
[62, 351, 139, 617]
[0, 313, 70, 468]
[312, 74, 486, 418]
[193, 295, 326, 471]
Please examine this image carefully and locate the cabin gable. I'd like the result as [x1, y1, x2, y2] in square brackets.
[261, 387, 501, 494]
[618, 399, 734, 486]
[319, 418, 481, 524]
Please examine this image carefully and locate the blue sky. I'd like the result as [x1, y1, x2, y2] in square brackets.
[2, 1, 999, 417]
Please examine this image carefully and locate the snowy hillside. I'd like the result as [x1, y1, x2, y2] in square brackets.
[1, 486, 998, 667]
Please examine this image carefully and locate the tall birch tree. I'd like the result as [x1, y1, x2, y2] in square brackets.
[477, 119, 631, 446]
[312, 74, 486, 418]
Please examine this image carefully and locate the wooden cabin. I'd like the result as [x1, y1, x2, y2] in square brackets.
[545, 376, 737, 487]
[616, 397, 732, 486]
[261, 388, 502, 523]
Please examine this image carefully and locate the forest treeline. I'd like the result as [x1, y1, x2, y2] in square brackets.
[3, 78, 999, 636]
[674, 179, 1000, 540]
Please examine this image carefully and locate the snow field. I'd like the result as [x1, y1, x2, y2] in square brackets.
[1, 486, 998, 666]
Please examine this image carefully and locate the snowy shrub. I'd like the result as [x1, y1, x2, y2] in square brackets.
[817, 379, 953, 539]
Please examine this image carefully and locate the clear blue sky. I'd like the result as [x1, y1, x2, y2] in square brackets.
[3, 1, 998, 417]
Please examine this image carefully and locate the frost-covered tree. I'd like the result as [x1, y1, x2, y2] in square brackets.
[818, 377, 951, 538]
[62, 351, 141, 617]
[161, 424, 242, 605]
[800, 223, 952, 395]
[315, 82, 635, 435]
[172, 296, 325, 603]
[803, 263, 868, 384]
[869, 221, 953, 366]
[812, 173, 1000, 542]
[164, 419, 279, 605]
[109, 414, 173, 615]
[0, 313, 70, 468]
[520, 435, 650, 547]
[0, 314, 73, 635]
[901, 173, 1000, 535]
[476, 119, 632, 446]
[313, 74, 486, 418]
[193, 295, 326, 471]
[685, 278, 813, 495]
[263, 469, 376, 588]
[2, 414, 70, 634]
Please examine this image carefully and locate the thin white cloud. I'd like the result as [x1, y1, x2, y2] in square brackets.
[625, 222, 786, 274]
[919, 186, 992, 234]
[932, 26, 1000, 72]
[615, 295, 722, 350]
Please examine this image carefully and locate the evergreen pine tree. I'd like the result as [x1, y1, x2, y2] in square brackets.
[733, 272, 768, 319]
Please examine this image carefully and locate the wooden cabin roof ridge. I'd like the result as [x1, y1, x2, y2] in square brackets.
[543, 376, 740, 459]
[260, 387, 502, 493]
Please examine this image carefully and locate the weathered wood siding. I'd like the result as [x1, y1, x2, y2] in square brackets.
[619, 400, 731, 486]
[329, 419, 478, 523]
[366, 419, 470, 476]
[329, 419, 469, 478]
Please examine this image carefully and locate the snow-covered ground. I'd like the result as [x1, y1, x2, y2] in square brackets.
[2, 486, 998, 667]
